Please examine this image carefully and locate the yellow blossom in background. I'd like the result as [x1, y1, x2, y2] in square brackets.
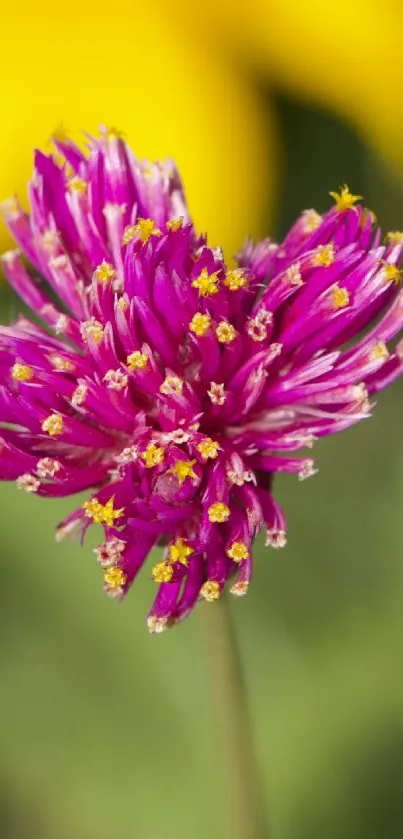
[0, 2, 277, 256]
[165, 0, 403, 171]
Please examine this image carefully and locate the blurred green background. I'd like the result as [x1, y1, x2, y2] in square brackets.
[2, 80, 403, 839]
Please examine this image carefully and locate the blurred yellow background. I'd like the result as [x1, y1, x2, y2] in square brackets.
[0, 2, 277, 258]
[2, 4, 403, 839]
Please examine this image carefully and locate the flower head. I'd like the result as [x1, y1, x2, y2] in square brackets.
[1, 139, 403, 633]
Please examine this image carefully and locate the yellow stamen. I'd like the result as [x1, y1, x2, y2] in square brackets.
[71, 383, 88, 407]
[141, 443, 165, 468]
[2, 250, 19, 265]
[121, 226, 137, 245]
[215, 321, 237, 344]
[50, 354, 75, 372]
[103, 565, 127, 591]
[81, 318, 104, 344]
[169, 459, 198, 485]
[298, 460, 318, 481]
[224, 269, 248, 291]
[147, 616, 169, 634]
[302, 210, 322, 232]
[162, 429, 190, 444]
[94, 261, 116, 284]
[118, 297, 129, 311]
[16, 473, 40, 493]
[197, 437, 220, 460]
[386, 231, 403, 246]
[329, 185, 362, 212]
[49, 254, 69, 271]
[189, 312, 211, 337]
[84, 496, 124, 526]
[41, 229, 60, 252]
[255, 309, 273, 326]
[227, 468, 254, 486]
[168, 538, 194, 566]
[370, 340, 389, 362]
[122, 218, 161, 245]
[68, 176, 87, 194]
[103, 369, 128, 390]
[103, 203, 126, 223]
[246, 319, 267, 342]
[166, 217, 184, 232]
[226, 541, 249, 563]
[383, 263, 402, 284]
[200, 580, 221, 602]
[331, 285, 350, 309]
[41, 413, 64, 437]
[54, 314, 69, 335]
[266, 528, 287, 549]
[192, 268, 220, 297]
[116, 445, 138, 465]
[208, 382, 226, 405]
[94, 537, 126, 567]
[36, 458, 60, 478]
[208, 502, 230, 523]
[313, 243, 335, 267]
[152, 561, 174, 584]
[1, 197, 21, 221]
[11, 363, 33, 382]
[127, 351, 148, 371]
[159, 375, 184, 396]
[286, 264, 303, 286]
[140, 162, 156, 180]
[102, 125, 126, 141]
[230, 581, 249, 597]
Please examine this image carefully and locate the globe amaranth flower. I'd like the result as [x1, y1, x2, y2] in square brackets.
[1, 133, 403, 633]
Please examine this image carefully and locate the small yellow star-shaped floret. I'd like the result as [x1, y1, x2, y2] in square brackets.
[41, 413, 64, 437]
[192, 268, 220, 297]
[94, 262, 116, 284]
[84, 496, 125, 526]
[383, 263, 402, 284]
[200, 581, 221, 601]
[11, 363, 33, 382]
[127, 351, 148, 371]
[313, 243, 335, 267]
[122, 218, 161, 245]
[141, 443, 165, 468]
[168, 538, 194, 566]
[385, 231, 403, 246]
[189, 312, 211, 337]
[166, 217, 184, 232]
[169, 459, 198, 485]
[329, 185, 362, 212]
[68, 176, 87, 194]
[370, 341, 389, 362]
[197, 438, 220, 460]
[208, 502, 230, 523]
[331, 285, 350, 309]
[152, 561, 174, 583]
[215, 321, 237, 344]
[103, 565, 127, 591]
[226, 542, 249, 563]
[224, 269, 248, 291]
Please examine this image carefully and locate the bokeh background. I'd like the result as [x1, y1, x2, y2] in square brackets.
[2, 4, 403, 838]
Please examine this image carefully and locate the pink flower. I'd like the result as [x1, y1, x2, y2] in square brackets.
[1, 139, 402, 633]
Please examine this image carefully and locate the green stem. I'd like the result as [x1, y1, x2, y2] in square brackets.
[201, 594, 269, 839]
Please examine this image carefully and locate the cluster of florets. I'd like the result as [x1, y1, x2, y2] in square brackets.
[1, 131, 402, 632]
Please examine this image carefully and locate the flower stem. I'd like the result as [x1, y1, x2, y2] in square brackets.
[201, 594, 269, 839]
